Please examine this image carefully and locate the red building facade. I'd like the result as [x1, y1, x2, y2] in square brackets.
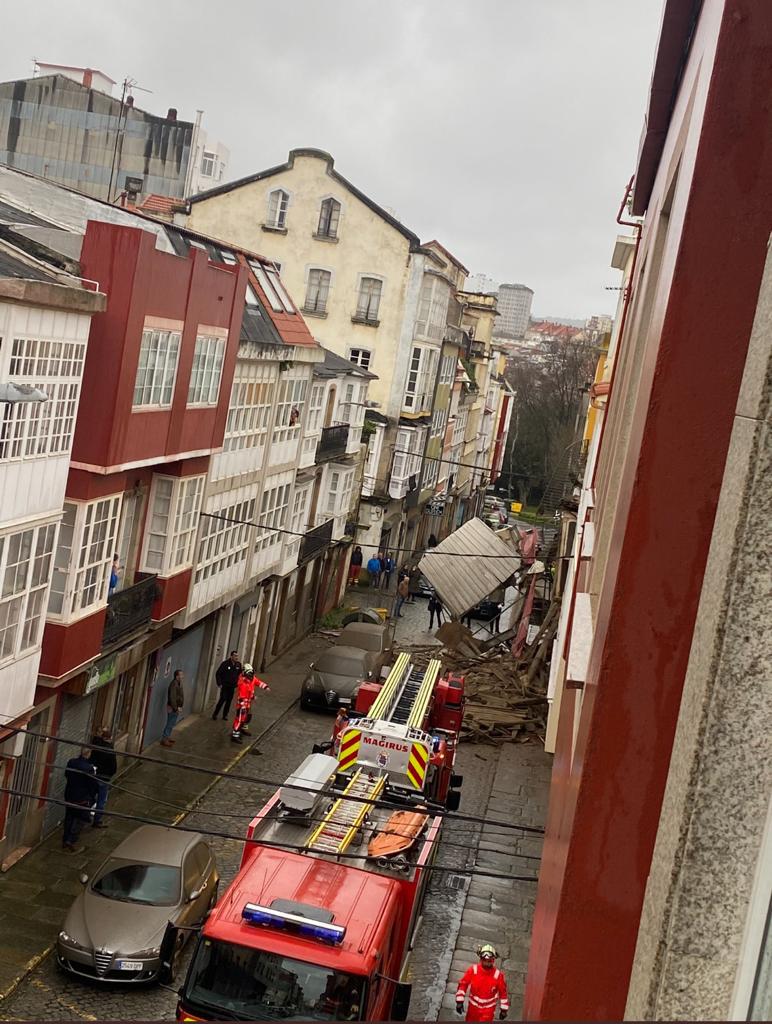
[525, 1, 772, 1018]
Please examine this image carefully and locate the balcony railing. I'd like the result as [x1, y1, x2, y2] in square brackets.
[102, 575, 159, 646]
[299, 519, 333, 564]
[316, 424, 349, 463]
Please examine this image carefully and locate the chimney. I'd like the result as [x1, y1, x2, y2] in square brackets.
[167, 107, 177, 122]
[126, 94, 134, 108]
[82, 68, 93, 89]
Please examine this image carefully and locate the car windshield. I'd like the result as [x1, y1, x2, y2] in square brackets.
[91, 859, 180, 906]
[316, 651, 365, 676]
[185, 937, 365, 1021]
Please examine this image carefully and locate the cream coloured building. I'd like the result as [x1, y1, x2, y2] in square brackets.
[185, 148, 455, 557]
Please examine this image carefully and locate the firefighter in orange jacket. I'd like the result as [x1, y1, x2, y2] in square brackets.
[456, 944, 509, 1021]
[231, 663, 270, 743]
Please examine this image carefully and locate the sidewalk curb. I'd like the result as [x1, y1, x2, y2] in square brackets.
[0, 698, 299, 1005]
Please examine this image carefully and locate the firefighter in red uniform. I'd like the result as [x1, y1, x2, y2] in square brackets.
[456, 944, 509, 1021]
[231, 663, 270, 743]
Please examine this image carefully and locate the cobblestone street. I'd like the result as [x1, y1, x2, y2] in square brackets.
[0, 600, 551, 1021]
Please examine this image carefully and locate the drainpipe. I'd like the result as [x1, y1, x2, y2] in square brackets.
[183, 109, 204, 199]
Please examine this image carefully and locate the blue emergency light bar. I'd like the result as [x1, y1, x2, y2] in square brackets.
[241, 903, 346, 944]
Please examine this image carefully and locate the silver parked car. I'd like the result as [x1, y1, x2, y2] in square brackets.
[57, 825, 218, 984]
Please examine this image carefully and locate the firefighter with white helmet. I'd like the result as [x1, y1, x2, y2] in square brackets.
[456, 943, 509, 1021]
[231, 663, 270, 743]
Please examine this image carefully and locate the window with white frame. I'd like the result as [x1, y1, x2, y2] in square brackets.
[142, 475, 204, 575]
[0, 522, 56, 662]
[201, 151, 216, 177]
[0, 337, 86, 461]
[363, 426, 382, 491]
[306, 384, 325, 434]
[266, 188, 289, 229]
[336, 381, 356, 424]
[391, 426, 425, 484]
[273, 376, 308, 443]
[254, 481, 291, 558]
[195, 496, 256, 584]
[439, 353, 455, 385]
[324, 468, 354, 518]
[223, 363, 274, 453]
[431, 405, 449, 439]
[348, 348, 371, 371]
[422, 454, 439, 491]
[304, 269, 331, 314]
[188, 334, 226, 405]
[249, 260, 295, 314]
[317, 198, 341, 239]
[414, 275, 451, 341]
[284, 484, 310, 562]
[48, 497, 121, 621]
[404, 346, 438, 411]
[452, 407, 468, 446]
[133, 328, 181, 408]
[355, 277, 382, 322]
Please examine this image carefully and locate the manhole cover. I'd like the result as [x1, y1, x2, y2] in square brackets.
[447, 873, 468, 892]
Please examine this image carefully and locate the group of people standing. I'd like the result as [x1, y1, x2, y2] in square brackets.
[348, 547, 398, 590]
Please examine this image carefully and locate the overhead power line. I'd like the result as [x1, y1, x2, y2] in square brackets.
[6, 753, 543, 862]
[0, 786, 540, 884]
[0, 720, 545, 835]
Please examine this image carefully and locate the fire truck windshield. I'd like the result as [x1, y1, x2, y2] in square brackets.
[184, 937, 365, 1021]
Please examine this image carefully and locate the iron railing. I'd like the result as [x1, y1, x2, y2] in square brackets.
[316, 424, 349, 462]
[299, 519, 333, 564]
[102, 575, 158, 646]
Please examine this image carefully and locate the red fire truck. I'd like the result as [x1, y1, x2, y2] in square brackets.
[176, 655, 464, 1022]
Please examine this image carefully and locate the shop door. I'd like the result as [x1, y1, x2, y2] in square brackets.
[43, 693, 95, 835]
[4, 711, 47, 855]
[143, 625, 205, 748]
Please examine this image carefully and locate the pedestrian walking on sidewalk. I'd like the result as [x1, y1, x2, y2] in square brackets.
[428, 592, 444, 630]
[62, 748, 98, 852]
[456, 944, 509, 1021]
[89, 728, 117, 829]
[348, 546, 363, 586]
[231, 663, 270, 744]
[212, 650, 241, 721]
[161, 670, 184, 747]
[395, 574, 409, 618]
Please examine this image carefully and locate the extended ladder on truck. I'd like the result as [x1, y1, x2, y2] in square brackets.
[304, 769, 386, 855]
[367, 652, 443, 728]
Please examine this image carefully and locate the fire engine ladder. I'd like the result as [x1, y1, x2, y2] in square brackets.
[305, 769, 386, 855]
[402, 658, 442, 729]
[368, 652, 412, 721]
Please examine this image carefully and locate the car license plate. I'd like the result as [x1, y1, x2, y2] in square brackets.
[117, 960, 143, 971]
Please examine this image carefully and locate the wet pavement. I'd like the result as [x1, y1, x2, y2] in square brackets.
[0, 596, 552, 1021]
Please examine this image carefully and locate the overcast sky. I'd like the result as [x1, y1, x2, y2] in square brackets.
[3, 1, 663, 319]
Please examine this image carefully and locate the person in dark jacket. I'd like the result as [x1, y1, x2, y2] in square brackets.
[90, 729, 117, 829]
[348, 546, 363, 586]
[380, 554, 395, 591]
[161, 670, 184, 747]
[62, 748, 98, 852]
[428, 592, 445, 631]
[212, 651, 241, 721]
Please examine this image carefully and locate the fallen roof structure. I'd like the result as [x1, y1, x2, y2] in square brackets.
[418, 517, 521, 619]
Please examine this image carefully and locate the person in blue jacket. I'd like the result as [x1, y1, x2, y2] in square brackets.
[62, 748, 98, 852]
[367, 553, 382, 587]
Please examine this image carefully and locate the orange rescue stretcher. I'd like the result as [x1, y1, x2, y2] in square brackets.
[367, 810, 428, 863]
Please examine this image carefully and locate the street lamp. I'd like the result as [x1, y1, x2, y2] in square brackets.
[0, 382, 48, 404]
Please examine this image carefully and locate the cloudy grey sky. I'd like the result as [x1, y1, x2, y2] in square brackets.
[3, 1, 663, 318]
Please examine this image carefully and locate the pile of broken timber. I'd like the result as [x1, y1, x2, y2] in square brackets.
[404, 600, 560, 745]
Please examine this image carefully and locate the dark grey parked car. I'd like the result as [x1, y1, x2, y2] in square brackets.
[301, 646, 382, 711]
[57, 825, 218, 984]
